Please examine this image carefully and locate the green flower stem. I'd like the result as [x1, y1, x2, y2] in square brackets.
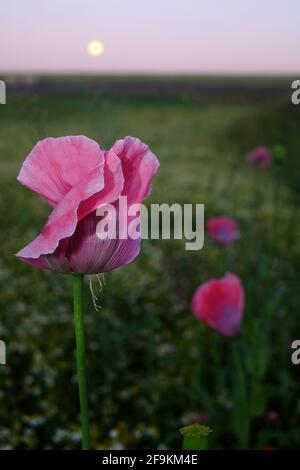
[233, 343, 249, 449]
[182, 436, 207, 450]
[180, 424, 211, 450]
[73, 274, 90, 450]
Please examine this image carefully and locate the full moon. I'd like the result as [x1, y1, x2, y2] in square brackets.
[87, 40, 104, 57]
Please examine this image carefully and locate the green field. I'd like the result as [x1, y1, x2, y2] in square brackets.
[0, 78, 299, 449]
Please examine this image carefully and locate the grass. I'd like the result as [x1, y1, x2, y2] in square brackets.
[0, 80, 299, 449]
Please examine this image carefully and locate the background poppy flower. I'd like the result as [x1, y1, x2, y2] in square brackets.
[247, 146, 272, 168]
[207, 217, 239, 245]
[191, 273, 245, 337]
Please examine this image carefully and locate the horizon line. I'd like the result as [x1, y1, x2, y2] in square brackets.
[0, 70, 299, 78]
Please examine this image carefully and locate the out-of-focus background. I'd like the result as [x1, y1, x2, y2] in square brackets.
[0, 0, 300, 450]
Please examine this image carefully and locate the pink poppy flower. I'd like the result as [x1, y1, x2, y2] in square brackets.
[191, 273, 245, 337]
[247, 146, 272, 168]
[207, 217, 239, 245]
[16, 135, 159, 274]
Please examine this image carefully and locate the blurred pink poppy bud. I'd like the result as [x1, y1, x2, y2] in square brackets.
[247, 146, 272, 168]
[192, 413, 212, 425]
[191, 273, 245, 337]
[16, 135, 159, 274]
[207, 217, 239, 245]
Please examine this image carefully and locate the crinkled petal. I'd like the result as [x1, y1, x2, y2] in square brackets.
[16, 164, 104, 261]
[112, 136, 160, 204]
[78, 149, 124, 220]
[17, 135, 104, 206]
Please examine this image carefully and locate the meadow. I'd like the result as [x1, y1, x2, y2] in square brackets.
[0, 76, 299, 449]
